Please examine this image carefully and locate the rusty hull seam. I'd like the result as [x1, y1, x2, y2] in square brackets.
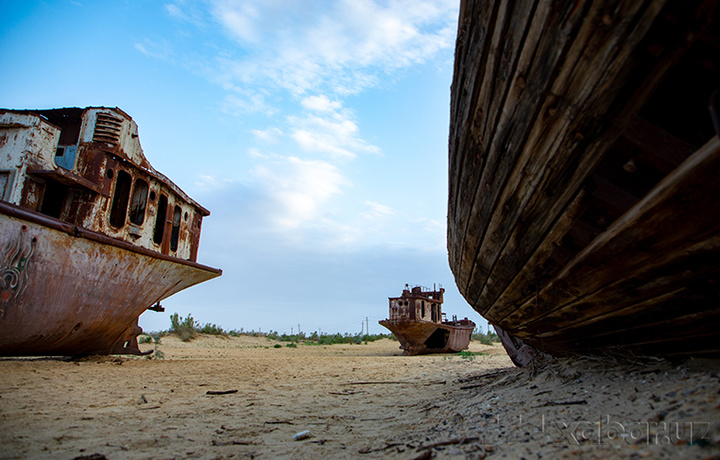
[0, 200, 221, 276]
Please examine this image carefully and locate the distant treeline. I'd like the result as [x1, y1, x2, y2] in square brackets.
[472, 327, 500, 345]
[146, 313, 499, 345]
[148, 313, 394, 344]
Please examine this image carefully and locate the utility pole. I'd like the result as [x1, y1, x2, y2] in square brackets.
[298, 323, 301, 335]
[365, 317, 369, 336]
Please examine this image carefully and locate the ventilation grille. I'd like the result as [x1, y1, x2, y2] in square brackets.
[93, 113, 123, 147]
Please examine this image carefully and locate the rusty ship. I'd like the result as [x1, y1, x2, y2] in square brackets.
[447, 0, 720, 365]
[0, 107, 221, 356]
[379, 285, 475, 355]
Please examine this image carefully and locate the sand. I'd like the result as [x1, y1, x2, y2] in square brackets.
[0, 335, 718, 459]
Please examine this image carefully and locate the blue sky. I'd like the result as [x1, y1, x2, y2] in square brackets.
[1, 0, 488, 335]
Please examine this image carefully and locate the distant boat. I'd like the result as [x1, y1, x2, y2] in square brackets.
[447, 0, 720, 364]
[379, 285, 475, 355]
[0, 107, 221, 356]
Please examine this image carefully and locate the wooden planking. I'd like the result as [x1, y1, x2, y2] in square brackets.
[548, 312, 720, 357]
[502, 136, 720, 341]
[456, 0, 672, 313]
[448, 0, 504, 273]
[450, 0, 586, 297]
[523, 234, 720, 336]
[448, 0, 547, 283]
[541, 286, 720, 349]
[483, 189, 589, 319]
[448, 0, 718, 357]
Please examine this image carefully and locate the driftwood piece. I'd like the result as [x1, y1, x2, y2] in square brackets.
[206, 389, 238, 395]
[342, 381, 407, 385]
[533, 399, 587, 408]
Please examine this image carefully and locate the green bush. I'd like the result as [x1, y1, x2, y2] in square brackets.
[168, 313, 231, 341]
[199, 323, 226, 336]
[169, 313, 198, 342]
[457, 350, 483, 360]
[138, 335, 152, 344]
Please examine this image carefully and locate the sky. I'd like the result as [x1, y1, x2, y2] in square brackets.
[0, 0, 489, 335]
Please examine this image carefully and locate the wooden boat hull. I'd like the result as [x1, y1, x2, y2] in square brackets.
[379, 319, 474, 355]
[0, 201, 221, 356]
[448, 0, 720, 359]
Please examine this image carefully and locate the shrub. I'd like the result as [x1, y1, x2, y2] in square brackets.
[457, 350, 483, 360]
[199, 323, 226, 336]
[169, 313, 198, 342]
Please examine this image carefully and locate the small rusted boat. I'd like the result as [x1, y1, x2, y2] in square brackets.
[448, 0, 719, 364]
[0, 107, 221, 356]
[379, 285, 475, 355]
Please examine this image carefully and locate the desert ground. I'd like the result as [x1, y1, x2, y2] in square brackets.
[1, 335, 719, 459]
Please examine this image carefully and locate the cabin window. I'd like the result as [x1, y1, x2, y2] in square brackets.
[109, 171, 132, 228]
[40, 180, 69, 219]
[421, 301, 425, 319]
[128, 179, 149, 225]
[170, 205, 182, 252]
[153, 194, 168, 245]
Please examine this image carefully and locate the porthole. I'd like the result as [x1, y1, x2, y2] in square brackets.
[184, 212, 188, 221]
[106, 169, 114, 179]
[149, 190, 156, 201]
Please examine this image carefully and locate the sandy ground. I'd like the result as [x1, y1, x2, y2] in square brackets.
[0, 335, 719, 459]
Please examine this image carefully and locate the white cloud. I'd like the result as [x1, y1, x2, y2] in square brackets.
[134, 39, 174, 61]
[363, 201, 394, 217]
[251, 156, 344, 229]
[252, 127, 284, 143]
[206, 0, 458, 95]
[288, 99, 380, 159]
[221, 92, 272, 115]
[193, 174, 233, 192]
[301, 95, 342, 112]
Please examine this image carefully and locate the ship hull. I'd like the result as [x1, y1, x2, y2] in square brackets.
[379, 319, 474, 355]
[448, 0, 720, 360]
[0, 201, 221, 356]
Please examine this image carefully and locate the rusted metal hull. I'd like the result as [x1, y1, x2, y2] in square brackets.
[448, 0, 720, 361]
[0, 201, 221, 356]
[379, 319, 474, 356]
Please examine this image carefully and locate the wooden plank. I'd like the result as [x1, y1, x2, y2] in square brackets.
[549, 314, 720, 357]
[448, 1, 717, 355]
[452, 0, 586, 297]
[462, 0, 670, 310]
[448, 0, 505, 272]
[622, 116, 697, 172]
[546, 287, 720, 344]
[503, 136, 720, 334]
[481, 189, 588, 320]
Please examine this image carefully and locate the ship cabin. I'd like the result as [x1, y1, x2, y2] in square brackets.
[0, 107, 207, 262]
[388, 285, 445, 323]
